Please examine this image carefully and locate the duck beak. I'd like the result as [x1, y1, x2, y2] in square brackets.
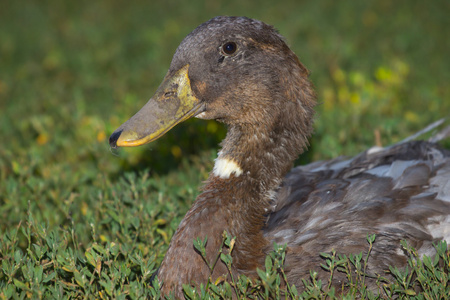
[109, 65, 202, 148]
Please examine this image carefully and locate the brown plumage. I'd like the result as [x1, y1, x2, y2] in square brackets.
[109, 16, 450, 298]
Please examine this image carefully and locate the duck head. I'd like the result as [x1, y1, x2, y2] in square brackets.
[110, 16, 315, 151]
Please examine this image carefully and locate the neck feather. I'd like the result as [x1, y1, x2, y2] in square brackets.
[213, 117, 310, 194]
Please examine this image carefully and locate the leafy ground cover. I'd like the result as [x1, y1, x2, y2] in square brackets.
[0, 0, 449, 298]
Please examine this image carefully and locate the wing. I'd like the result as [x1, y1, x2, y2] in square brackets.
[264, 140, 450, 287]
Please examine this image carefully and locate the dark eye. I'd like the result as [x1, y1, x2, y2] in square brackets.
[222, 42, 237, 55]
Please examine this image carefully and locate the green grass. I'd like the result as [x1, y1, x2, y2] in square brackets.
[0, 0, 449, 298]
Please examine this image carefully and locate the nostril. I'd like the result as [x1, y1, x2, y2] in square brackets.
[164, 91, 176, 97]
[109, 130, 123, 148]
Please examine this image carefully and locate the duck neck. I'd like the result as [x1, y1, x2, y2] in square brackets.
[198, 121, 306, 268]
[158, 117, 312, 295]
[212, 123, 299, 197]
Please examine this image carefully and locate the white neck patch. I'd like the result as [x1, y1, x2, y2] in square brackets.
[213, 158, 243, 179]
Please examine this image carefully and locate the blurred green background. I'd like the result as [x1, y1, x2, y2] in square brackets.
[0, 0, 449, 282]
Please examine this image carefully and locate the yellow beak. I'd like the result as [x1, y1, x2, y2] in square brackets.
[109, 64, 202, 147]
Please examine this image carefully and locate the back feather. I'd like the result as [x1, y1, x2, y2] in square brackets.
[264, 122, 450, 288]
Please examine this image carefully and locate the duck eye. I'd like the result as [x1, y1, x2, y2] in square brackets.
[222, 42, 237, 55]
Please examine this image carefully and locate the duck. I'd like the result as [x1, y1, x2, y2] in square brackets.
[109, 16, 450, 298]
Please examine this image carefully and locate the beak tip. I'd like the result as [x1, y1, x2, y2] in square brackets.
[109, 130, 122, 149]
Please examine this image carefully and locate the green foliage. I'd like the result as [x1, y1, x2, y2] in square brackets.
[0, 0, 449, 299]
[0, 205, 159, 299]
[172, 234, 450, 299]
[383, 240, 450, 299]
